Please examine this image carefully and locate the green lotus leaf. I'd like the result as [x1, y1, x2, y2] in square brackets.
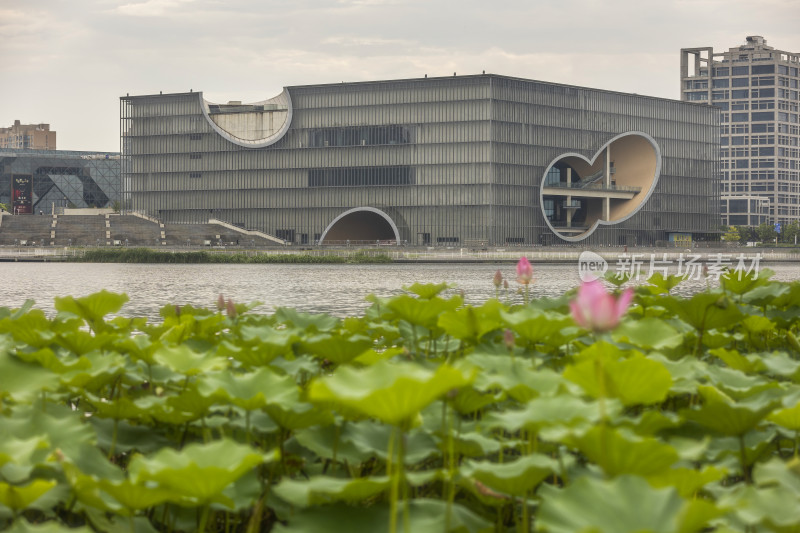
[702, 365, 772, 397]
[387, 294, 462, 330]
[152, 344, 227, 376]
[536, 475, 721, 533]
[568, 426, 679, 477]
[273, 499, 491, 533]
[438, 300, 505, 341]
[54, 290, 129, 333]
[342, 420, 439, 464]
[0, 436, 50, 471]
[468, 354, 562, 402]
[299, 333, 373, 364]
[461, 454, 557, 496]
[769, 401, 800, 430]
[485, 395, 601, 434]
[717, 484, 800, 529]
[645, 272, 685, 294]
[710, 347, 764, 374]
[274, 476, 391, 507]
[308, 360, 474, 426]
[111, 335, 156, 365]
[681, 386, 779, 436]
[0, 405, 95, 457]
[14, 347, 91, 374]
[0, 312, 55, 348]
[500, 308, 574, 347]
[96, 478, 174, 513]
[647, 466, 727, 498]
[760, 352, 800, 380]
[274, 307, 339, 333]
[564, 353, 672, 406]
[0, 480, 57, 510]
[445, 432, 502, 458]
[293, 424, 372, 465]
[89, 417, 171, 454]
[752, 457, 800, 498]
[128, 439, 274, 507]
[5, 519, 93, 532]
[721, 267, 772, 295]
[448, 386, 504, 415]
[231, 324, 298, 364]
[198, 367, 298, 411]
[59, 350, 127, 391]
[403, 282, 451, 299]
[613, 317, 684, 350]
[265, 402, 335, 431]
[84, 394, 147, 421]
[55, 329, 117, 356]
[661, 292, 743, 332]
[0, 350, 60, 401]
[740, 315, 776, 335]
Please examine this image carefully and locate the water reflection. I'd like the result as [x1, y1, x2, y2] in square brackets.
[1, 262, 798, 321]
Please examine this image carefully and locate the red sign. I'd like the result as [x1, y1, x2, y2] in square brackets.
[12, 175, 32, 214]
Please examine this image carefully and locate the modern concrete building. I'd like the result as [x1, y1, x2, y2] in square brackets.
[0, 121, 57, 150]
[0, 149, 120, 215]
[121, 74, 719, 246]
[681, 36, 800, 227]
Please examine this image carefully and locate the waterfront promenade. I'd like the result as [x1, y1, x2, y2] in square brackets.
[0, 244, 795, 263]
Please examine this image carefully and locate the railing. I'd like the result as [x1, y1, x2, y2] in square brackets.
[544, 183, 642, 193]
[208, 219, 287, 245]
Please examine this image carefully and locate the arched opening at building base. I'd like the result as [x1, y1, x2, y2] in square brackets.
[319, 207, 400, 245]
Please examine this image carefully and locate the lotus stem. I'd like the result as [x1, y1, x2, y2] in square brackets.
[388, 426, 397, 533]
[198, 505, 210, 532]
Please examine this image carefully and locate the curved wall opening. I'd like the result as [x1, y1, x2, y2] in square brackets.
[319, 207, 400, 244]
[540, 132, 661, 241]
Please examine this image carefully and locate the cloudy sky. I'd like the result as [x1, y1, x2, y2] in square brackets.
[2, 0, 799, 152]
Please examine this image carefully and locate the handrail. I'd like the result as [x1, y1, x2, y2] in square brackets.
[208, 219, 287, 245]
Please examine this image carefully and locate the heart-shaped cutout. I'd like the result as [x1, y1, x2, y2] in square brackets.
[540, 132, 661, 241]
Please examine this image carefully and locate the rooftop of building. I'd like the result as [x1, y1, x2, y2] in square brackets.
[0, 147, 119, 158]
[121, 72, 707, 108]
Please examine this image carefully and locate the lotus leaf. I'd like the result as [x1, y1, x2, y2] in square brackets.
[461, 454, 557, 495]
[536, 475, 720, 533]
[128, 439, 273, 507]
[308, 360, 473, 426]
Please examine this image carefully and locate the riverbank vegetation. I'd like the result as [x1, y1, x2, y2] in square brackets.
[1, 267, 800, 531]
[78, 247, 393, 264]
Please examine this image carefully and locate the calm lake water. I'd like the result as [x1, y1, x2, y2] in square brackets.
[2, 262, 800, 321]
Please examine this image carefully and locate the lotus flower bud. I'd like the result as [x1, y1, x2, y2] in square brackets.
[226, 298, 237, 318]
[516, 257, 533, 285]
[217, 293, 225, 310]
[493, 269, 503, 288]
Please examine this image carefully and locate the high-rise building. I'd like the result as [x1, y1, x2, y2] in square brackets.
[0, 120, 57, 150]
[681, 36, 800, 227]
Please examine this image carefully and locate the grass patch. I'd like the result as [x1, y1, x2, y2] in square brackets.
[77, 247, 394, 264]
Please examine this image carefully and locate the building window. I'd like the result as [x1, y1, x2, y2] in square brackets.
[189, 172, 202, 178]
[751, 64, 775, 75]
[731, 77, 749, 87]
[308, 166, 416, 187]
[189, 153, 202, 159]
[752, 111, 775, 122]
[189, 133, 202, 141]
[732, 66, 749, 76]
[308, 125, 415, 147]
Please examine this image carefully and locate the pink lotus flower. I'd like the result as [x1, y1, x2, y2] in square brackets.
[516, 257, 533, 285]
[569, 279, 633, 332]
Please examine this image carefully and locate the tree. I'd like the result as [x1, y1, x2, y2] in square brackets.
[735, 225, 755, 245]
[722, 226, 740, 243]
[756, 222, 777, 243]
[782, 220, 800, 245]
[0, 202, 8, 212]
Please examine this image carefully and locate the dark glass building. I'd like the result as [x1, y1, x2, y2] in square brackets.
[121, 74, 719, 246]
[0, 148, 120, 215]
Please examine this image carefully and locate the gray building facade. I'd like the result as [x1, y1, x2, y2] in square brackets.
[681, 36, 800, 227]
[121, 74, 719, 246]
[1, 148, 120, 215]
